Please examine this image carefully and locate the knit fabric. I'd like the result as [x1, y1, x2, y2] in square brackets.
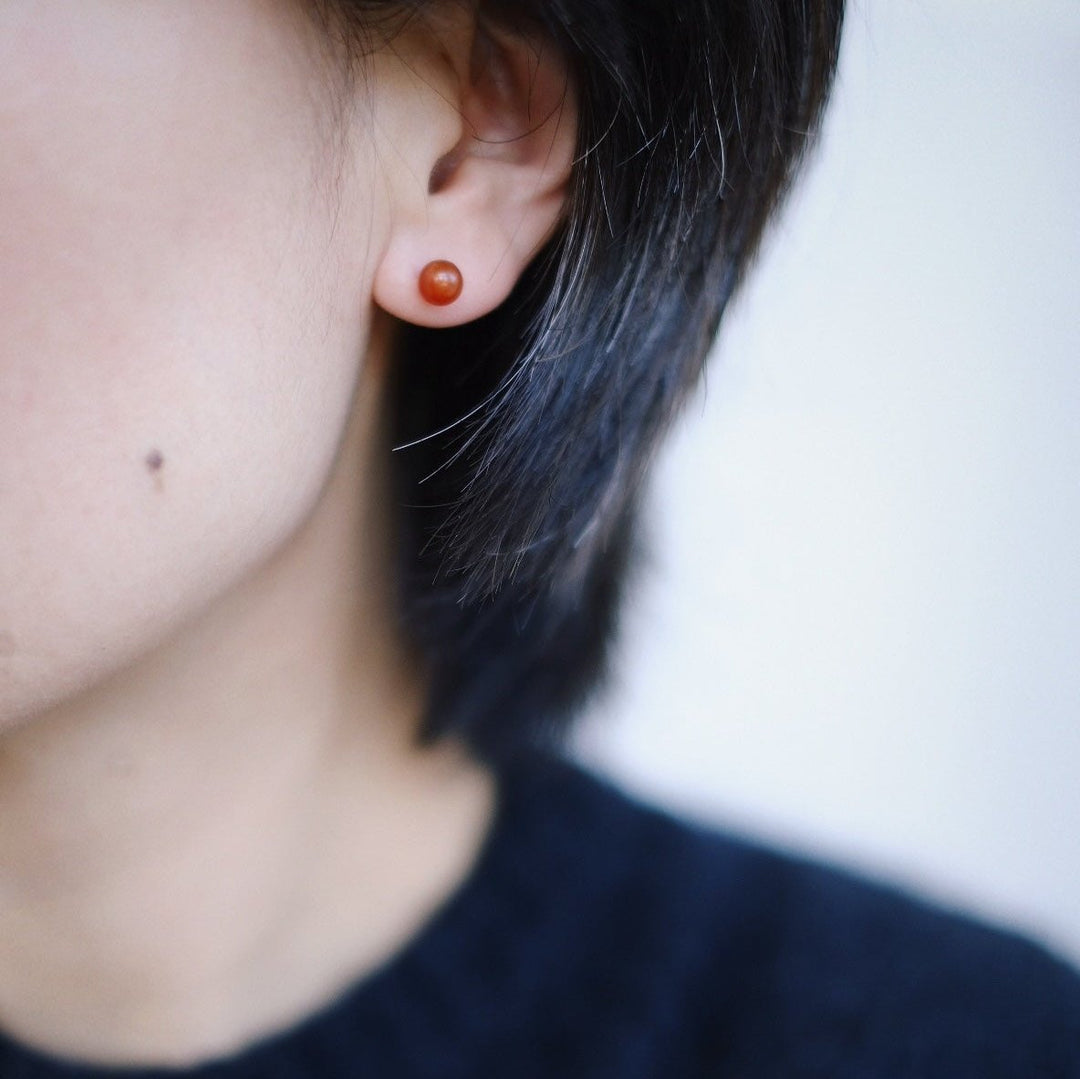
[3, 756, 1078, 1078]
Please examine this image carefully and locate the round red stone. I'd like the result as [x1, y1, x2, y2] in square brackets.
[419, 260, 463, 306]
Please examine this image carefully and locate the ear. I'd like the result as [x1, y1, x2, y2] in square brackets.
[371, 13, 576, 329]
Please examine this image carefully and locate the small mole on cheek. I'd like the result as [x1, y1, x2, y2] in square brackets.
[144, 449, 165, 491]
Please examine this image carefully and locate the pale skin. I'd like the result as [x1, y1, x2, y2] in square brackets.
[0, 0, 575, 1066]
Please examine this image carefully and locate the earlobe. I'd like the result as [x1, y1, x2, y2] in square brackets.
[372, 18, 576, 330]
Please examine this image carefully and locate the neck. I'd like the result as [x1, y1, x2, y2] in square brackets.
[0, 362, 494, 1068]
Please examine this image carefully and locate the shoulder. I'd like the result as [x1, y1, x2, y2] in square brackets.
[713, 826, 1080, 1077]
[509, 756, 1080, 1077]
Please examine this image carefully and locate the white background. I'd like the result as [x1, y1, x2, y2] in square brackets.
[577, 0, 1080, 962]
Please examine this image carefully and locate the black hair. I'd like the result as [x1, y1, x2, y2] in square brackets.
[342, 0, 845, 764]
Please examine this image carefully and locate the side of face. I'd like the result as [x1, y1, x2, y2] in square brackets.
[0, 0, 576, 730]
[0, 1, 389, 724]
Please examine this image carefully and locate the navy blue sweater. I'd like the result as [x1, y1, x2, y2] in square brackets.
[3, 756, 1078, 1077]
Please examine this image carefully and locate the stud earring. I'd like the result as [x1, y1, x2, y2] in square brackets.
[419, 260, 463, 306]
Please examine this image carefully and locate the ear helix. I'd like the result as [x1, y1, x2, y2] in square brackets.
[418, 260, 463, 306]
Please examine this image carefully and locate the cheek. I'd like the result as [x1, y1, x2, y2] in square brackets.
[0, 3, 374, 726]
[0, 259, 363, 727]
[0, 237, 365, 729]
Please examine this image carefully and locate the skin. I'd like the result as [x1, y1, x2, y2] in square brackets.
[0, 0, 574, 1066]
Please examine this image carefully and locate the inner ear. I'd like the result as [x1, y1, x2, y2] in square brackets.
[428, 145, 462, 195]
[434, 19, 575, 189]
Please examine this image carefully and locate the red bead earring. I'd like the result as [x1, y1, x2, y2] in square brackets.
[418, 260, 463, 306]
